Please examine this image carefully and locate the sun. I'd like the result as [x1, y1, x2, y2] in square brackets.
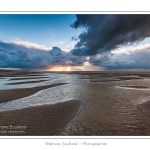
[65, 66, 71, 71]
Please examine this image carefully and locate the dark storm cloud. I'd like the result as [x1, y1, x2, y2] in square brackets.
[71, 14, 150, 56]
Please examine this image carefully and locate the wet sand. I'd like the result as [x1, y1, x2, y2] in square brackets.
[116, 76, 143, 80]
[79, 75, 143, 82]
[6, 79, 49, 85]
[0, 83, 68, 103]
[138, 101, 150, 115]
[89, 79, 120, 82]
[0, 99, 82, 135]
[9, 77, 49, 80]
[11, 74, 47, 77]
[138, 74, 150, 78]
[119, 85, 150, 89]
[1, 69, 150, 136]
[0, 69, 43, 77]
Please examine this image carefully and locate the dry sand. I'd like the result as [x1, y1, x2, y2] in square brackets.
[0, 99, 82, 135]
[0, 83, 68, 103]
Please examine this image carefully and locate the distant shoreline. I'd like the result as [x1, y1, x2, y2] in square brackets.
[1, 68, 150, 76]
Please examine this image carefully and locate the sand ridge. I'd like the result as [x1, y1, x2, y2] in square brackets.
[9, 77, 49, 80]
[0, 99, 82, 135]
[6, 79, 49, 85]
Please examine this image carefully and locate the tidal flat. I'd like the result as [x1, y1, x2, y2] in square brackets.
[1, 70, 150, 135]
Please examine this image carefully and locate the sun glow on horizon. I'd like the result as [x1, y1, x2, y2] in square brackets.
[66, 66, 71, 71]
[47, 63, 104, 72]
[48, 65, 71, 71]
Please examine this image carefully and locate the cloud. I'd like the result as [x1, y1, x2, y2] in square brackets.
[50, 39, 77, 52]
[0, 41, 86, 70]
[71, 36, 78, 41]
[112, 43, 150, 54]
[89, 44, 150, 70]
[0, 40, 51, 52]
[1, 39, 150, 71]
[71, 14, 150, 56]
[1, 40, 150, 71]
[13, 40, 51, 51]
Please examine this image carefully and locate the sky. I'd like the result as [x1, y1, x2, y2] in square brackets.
[0, 14, 150, 71]
[0, 14, 81, 51]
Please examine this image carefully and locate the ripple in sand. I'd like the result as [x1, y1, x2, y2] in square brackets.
[138, 99, 150, 115]
[0, 99, 82, 135]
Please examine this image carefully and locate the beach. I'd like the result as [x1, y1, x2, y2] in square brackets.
[1, 69, 150, 135]
[0, 99, 82, 135]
